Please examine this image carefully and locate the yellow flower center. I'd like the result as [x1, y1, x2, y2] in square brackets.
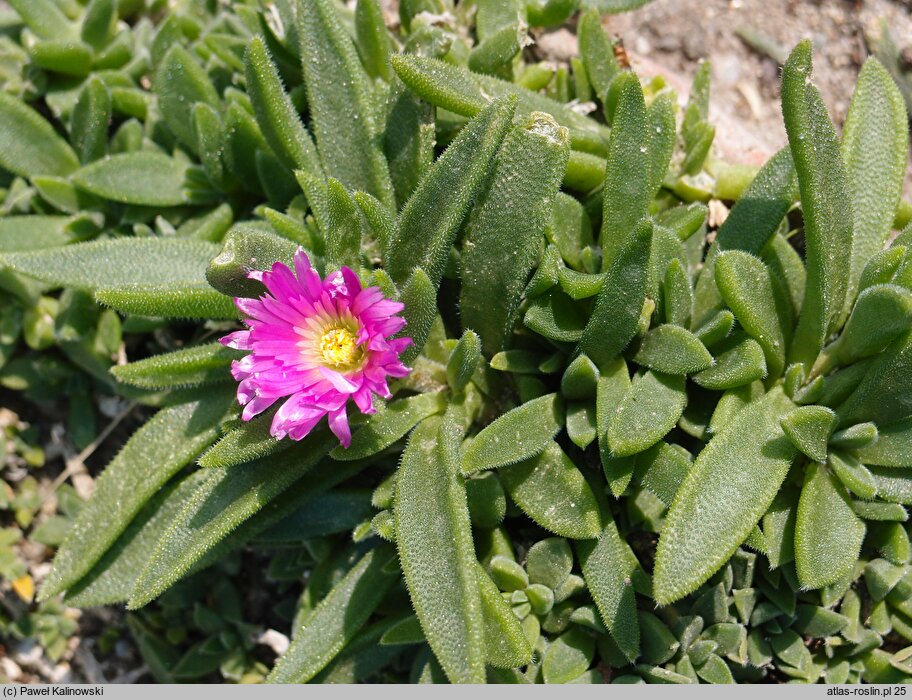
[319, 327, 360, 368]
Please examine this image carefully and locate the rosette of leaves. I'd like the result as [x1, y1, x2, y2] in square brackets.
[0, 0, 910, 685]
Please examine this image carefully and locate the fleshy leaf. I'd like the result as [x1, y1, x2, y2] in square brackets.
[829, 451, 878, 500]
[795, 463, 866, 589]
[654, 388, 796, 604]
[578, 219, 653, 366]
[0, 216, 71, 253]
[542, 627, 595, 684]
[268, 546, 397, 683]
[462, 393, 564, 474]
[825, 284, 912, 367]
[855, 416, 912, 467]
[841, 57, 909, 307]
[111, 342, 238, 390]
[198, 410, 290, 469]
[577, 521, 643, 661]
[499, 441, 602, 539]
[633, 324, 713, 375]
[298, 0, 394, 208]
[129, 432, 336, 608]
[693, 336, 767, 390]
[154, 45, 220, 153]
[460, 112, 570, 356]
[607, 371, 686, 458]
[395, 415, 485, 683]
[838, 328, 912, 428]
[782, 41, 854, 368]
[388, 96, 516, 286]
[0, 92, 79, 178]
[389, 53, 609, 156]
[245, 36, 322, 178]
[40, 392, 234, 599]
[636, 442, 692, 506]
[477, 563, 533, 669]
[331, 392, 447, 461]
[714, 250, 787, 379]
[714, 148, 796, 256]
[600, 73, 649, 270]
[72, 152, 188, 206]
[63, 473, 209, 607]
[780, 405, 837, 463]
[1, 238, 230, 319]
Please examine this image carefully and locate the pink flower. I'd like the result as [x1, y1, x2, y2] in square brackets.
[220, 249, 412, 447]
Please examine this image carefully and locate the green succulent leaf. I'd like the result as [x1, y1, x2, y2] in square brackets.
[129, 432, 336, 608]
[636, 442, 692, 506]
[389, 53, 609, 155]
[829, 450, 878, 500]
[795, 463, 866, 589]
[2, 238, 233, 319]
[0, 216, 71, 253]
[70, 77, 111, 165]
[499, 441, 602, 539]
[72, 152, 188, 206]
[825, 284, 912, 367]
[40, 392, 234, 599]
[198, 410, 289, 469]
[245, 36, 322, 179]
[388, 96, 516, 287]
[714, 148, 796, 256]
[398, 268, 437, 365]
[662, 258, 694, 328]
[395, 415, 485, 684]
[780, 405, 837, 463]
[524, 289, 587, 343]
[111, 342, 238, 390]
[332, 392, 446, 461]
[462, 393, 564, 474]
[829, 422, 878, 450]
[460, 112, 570, 356]
[782, 41, 854, 368]
[95, 286, 238, 320]
[155, 45, 221, 153]
[578, 219, 653, 366]
[477, 563, 533, 668]
[527, 538, 573, 589]
[577, 9, 620, 104]
[298, 0, 393, 208]
[855, 417, 912, 467]
[838, 328, 912, 428]
[693, 335, 766, 390]
[654, 388, 796, 604]
[842, 57, 909, 307]
[0, 92, 80, 178]
[269, 545, 398, 683]
[600, 73, 649, 270]
[206, 224, 300, 299]
[577, 521, 643, 661]
[542, 627, 595, 684]
[714, 250, 787, 379]
[8, 0, 75, 40]
[607, 371, 686, 458]
[63, 473, 210, 607]
[354, 0, 393, 80]
[633, 324, 713, 375]
[561, 354, 600, 400]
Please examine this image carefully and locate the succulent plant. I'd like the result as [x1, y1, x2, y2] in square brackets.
[0, 0, 911, 685]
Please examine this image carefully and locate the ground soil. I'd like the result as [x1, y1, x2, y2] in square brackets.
[544, 0, 912, 191]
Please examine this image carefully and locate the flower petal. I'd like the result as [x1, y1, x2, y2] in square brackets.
[328, 407, 352, 447]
